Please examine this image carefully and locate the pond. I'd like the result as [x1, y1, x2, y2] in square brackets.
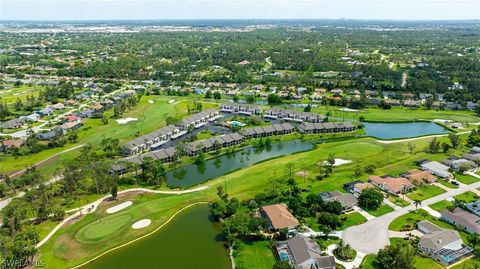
[363, 121, 450, 140]
[80, 204, 231, 269]
[167, 139, 314, 188]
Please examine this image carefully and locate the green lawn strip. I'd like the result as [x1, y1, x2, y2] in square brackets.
[407, 185, 446, 201]
[339, 212, 367, 230]
[361, 254, 381, 269]
[365, 204, 394, 217]
[234, 241, 276, 269]
[455, 173, 480, 185]
[438, 179, 459, 189]
[315, 236, 341, 251]
[429, 200, 453, 212]
[451, 258, 480, 269]
[454, 191, 479, 203]
[387, 195, 410, 207]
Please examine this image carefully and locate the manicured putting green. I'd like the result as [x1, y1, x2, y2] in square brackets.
[75, 214, 133, 244]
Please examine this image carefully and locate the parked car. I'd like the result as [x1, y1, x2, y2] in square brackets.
[451, 181, 460, 186]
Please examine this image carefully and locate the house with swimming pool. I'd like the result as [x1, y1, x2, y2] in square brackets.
[274, 234, 336, 269]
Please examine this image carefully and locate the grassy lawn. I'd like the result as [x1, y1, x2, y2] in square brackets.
[315, 236, 341, 250]
[339, 212, 367, 230]
[361, 254, 380, 269]
[36, 135, 473, 268]
[387, 195, 411, 207]
[455, 173, 480, 184]
[234, 241, 276, 269]
[407, 185, 446, 201]
[454, 191, 479, 203]
[429, 200, 453, 212]
[27, 220, 61, 241]
[438, 179, 459, 189]
[365, 204, 394, 217]
[311, 106, 480, 123]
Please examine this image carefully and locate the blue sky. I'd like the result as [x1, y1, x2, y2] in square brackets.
[1, 0, 479, 21]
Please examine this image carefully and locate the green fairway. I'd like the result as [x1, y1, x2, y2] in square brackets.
[407, 185, 446, 201]
[365, 204, 394, 217]
[234, 241, 276, 269]
[75, 214, 134, 244]
[339, 212, 367, 230]
[0, 85, 42, 103]
[312, 106, 480, 123]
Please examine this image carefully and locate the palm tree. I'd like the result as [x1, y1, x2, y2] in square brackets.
[414, 199, 422, 210]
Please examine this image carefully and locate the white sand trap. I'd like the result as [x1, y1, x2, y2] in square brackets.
[433, 119, 452, 123]
[106, 201, 133, 214]
[295, 170, 310, 177]
[339, 108, 360, 112]
[132, 219, 151, 229]
[168, 99, 175, 104]
[116, 117, 138, 125]
[322, 158, 352, 167]
[148, 100, 154, 104]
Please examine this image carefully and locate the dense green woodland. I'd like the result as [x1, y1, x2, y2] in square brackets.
[1, 25, 479, 100]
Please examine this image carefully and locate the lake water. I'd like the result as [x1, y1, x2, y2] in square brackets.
[80, 204, 231, 269]
[166, 139, 314, 188]
[363, 122, 450, 140]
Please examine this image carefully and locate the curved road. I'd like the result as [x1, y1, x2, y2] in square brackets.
[343, 172, 480, 254]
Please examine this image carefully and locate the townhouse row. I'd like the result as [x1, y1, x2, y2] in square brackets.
[219, 103, 325, 123]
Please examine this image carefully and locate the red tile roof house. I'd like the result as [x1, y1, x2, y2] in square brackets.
[63, 115, 81, 123]
[1, 139, 26, 151]
[402, 169, 437, 185]
[259, 203, 299, 232]
[368, 175, 414, 195]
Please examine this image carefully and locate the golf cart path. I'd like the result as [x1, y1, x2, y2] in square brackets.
[342, 173, 480, 254]
[376, 131, 471, 144]
[36, 186, 208, 248]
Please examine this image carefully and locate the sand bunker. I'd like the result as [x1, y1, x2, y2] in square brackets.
[321, 158, 352, 167]
[132, 219, 152, 229]
[148, 100, 154, 104]
[168, 99, 175, 104]
[116, 117, 138, 125]
[295, 170, 310, 177]
[106, 201, 133, 214]
[339, 108, 360, 112]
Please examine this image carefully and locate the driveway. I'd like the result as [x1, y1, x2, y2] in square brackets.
[342, 177, 480, 254]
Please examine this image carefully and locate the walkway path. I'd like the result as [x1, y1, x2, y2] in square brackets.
[421, 205, 441, 218]
[342, 179, 480, 254]
[383, 198, 401, 210]
[353, 206, 375, 220]
[376, 131, 471, 144]
[36, 186, 208, 248]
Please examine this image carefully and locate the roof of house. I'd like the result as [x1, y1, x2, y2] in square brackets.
[2, 139, 26, 148]
[419, 229, 462, 250]
[368, 175, 413, 193]
[441, 207, 480, 233]
[405, 169, 437, 183]
[279, 235, 322, 267]
[260, 203, 299, 230]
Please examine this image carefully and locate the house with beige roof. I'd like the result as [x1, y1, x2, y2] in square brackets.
[401, 169, 437, 185]
[259, 203, 299, 232]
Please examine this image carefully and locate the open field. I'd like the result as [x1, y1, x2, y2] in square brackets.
[0, 84, 42, 103]
[234, 241, 276, 269]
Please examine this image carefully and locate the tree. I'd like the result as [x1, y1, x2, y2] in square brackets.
[407, 142, 415, 154]
[317, 212, 342, 230]
[111, 184, 118, 200]
[354, 163, 362, 177]
[213, 91, 221, 100]
[376, 242, 415, 269]
[267, 94, 282, 105]
[358, 188, 384, 210]
[364, 165, 376, 174]
[413, 199, 422, 209]
[441, 142, 450, 153]
[428, 137, 440, 153]
[448, 133, 461, 149]
[304, 104, 312, 112]
[205, 90, 213, 99]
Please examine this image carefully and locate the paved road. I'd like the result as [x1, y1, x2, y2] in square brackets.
[343, 173, 480, 254]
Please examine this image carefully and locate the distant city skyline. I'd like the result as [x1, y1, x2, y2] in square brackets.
[1, 0, 479, 21]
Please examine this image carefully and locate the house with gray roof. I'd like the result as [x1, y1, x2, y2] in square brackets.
[110, 147, 178, 175]
[297, 122, 355, 134]
[240, 123, 294, 139]
[319, 190, 358, 212]
[442, 157, 478, 173]
[177, 109, 221, 130]
[417, 221, 473, 266]
[122, 125, 182, 155]
[275, 234, 335, 269]
[419, 160, 453, 179]
[1, 118, 26, 129]
[441, 207, 480, 234]
[184, 133, 244, 156]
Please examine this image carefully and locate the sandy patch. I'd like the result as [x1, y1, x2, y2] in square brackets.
[321, 158, 352, 167]
[132, 219, 152, 229]
[148, 100, 154, 104]
[295, 170, 310, 177]
[168, 99, 175, 104]
[106, 201, 133, 214]
[339, 108, 360, 112]
[433, 119, 452, 123]
[116, 117, 138, 125]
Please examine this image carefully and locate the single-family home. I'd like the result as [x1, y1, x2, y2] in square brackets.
[259, 203, 299, 232]
[401, 169, 437, 185]
[275, 235, 335, 269]
[1, 118, 26, 129]
[465, 201, 480, 216]
[441, 207, 480, 234]
[0, 139, 26, 151]
[368, 175, 414, 195]
[319, 190, 358, 212]
[59, 121, 83, 135]
[417, 220, 473, 266]
[442, 157, 478, 173]
[419, 160, 453, 179]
